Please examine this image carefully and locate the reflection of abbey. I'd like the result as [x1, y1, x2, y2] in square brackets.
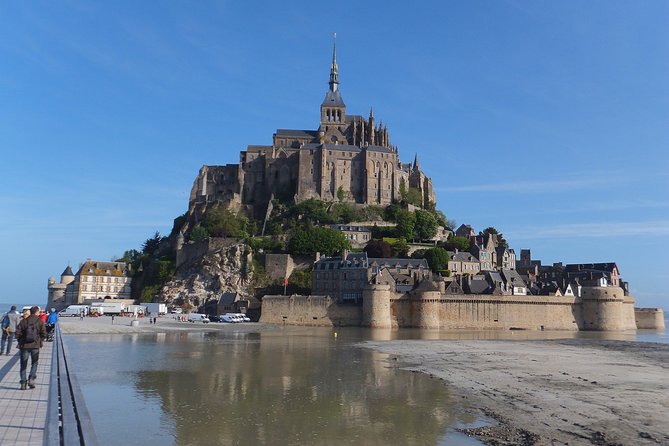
[189, 39, 435, 219]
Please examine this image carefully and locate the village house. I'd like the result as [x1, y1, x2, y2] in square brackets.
[330, 224, 372, 248]
[448, 251, 481, 276]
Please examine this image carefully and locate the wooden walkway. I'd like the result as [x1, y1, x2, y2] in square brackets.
[0, 341, 53, 445]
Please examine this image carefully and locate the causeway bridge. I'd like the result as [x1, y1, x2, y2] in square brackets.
[0, 326, 98, 445]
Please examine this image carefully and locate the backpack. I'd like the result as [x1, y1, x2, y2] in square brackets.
[24, 320, 38, 343]
[1, 315, 8, 329]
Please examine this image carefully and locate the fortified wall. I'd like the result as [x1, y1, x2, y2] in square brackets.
[260, 284, 655, 331]
[635, 308, 666, 330]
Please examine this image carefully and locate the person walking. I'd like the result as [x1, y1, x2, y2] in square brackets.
[15, 306, 46, 390]
[1, 306, 21, 355]
[46, 308, 59, 342]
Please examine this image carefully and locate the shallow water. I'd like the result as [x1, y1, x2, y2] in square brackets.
[65, 324, 667, 445]
[66, 327, 488, 446]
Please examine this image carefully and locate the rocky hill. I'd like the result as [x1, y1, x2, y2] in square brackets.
[158, 242, 254, 310]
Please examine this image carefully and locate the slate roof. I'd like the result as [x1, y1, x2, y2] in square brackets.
[77, 261, 130, 277]
[468, 277, 491, 294]
[322, 89, 346, 107]
[62, 266, 74, 276]
[315, 252, 368, 270]
[451, 252, 478, 262]
[369, 258, 429, 269]
[275, 129, 319, 139]
[501, 269, 527, 288]
[218, 292, 239, 306]
[415, 279, 440, 292]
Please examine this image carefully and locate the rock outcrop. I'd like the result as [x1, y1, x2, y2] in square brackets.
[159, 242, 254, 310]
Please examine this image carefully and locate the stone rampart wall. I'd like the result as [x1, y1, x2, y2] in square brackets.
[260, 288, 638, 331]
[635, 308, 666, 330]
[260, 295, 362, 326]
[389, 295, 580, 330]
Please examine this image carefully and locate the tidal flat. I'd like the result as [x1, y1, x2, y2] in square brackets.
[364, 338, 669, 445]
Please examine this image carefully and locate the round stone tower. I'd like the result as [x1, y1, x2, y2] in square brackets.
[362, 283, 392, 328]
[411, 280, 441, 329]
[47, 266, 75, 311]
[580, 286, 627, 331]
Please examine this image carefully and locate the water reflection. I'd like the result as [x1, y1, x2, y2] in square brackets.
[67, 326, 666, 446]
[67, 327, 480, 446]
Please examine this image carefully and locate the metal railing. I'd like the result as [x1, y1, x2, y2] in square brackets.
[44, 324, 100, 446]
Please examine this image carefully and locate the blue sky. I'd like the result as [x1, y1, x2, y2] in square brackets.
[1, 1, 667, 309]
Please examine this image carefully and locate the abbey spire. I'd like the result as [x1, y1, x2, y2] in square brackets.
[329, 32, 339, 92]
[320, 33, 346, 134]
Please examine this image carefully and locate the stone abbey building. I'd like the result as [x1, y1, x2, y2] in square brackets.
[189, 39, 435, 219]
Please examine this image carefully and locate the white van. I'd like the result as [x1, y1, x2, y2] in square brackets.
[233, 313, 251, 322]
[221, 314, 238, 323]
[187, 313, 210, 323]
[59, 305, 89, 317]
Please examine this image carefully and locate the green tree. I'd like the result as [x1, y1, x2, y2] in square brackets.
[289, 199, 333, 225]
[398, 178, 407, 202]
[203, 206, 249, 238]
[142, 231, 163, 255]
[288, 227, 351, 256]
[337, 186, 345, 202]
[406, 187, 423, 207]
[395, 210, 416, 240]
[434, 210, 448, 227]
[422, 247, 450, 273]
[140, 285, 159, 303]
[414, 209, 438, 241]
[442, 236, 470, 252]
[384, 201, 403, 222]
[330, 203, 355, 224]
[390, 237, 410, 258]
[189, 225, 209, 242]
[288, 270, 312, 293]
[364, 239, 392, 258]
[116, 249, 140, 264]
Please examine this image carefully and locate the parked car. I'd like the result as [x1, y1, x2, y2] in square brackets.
[208, 315, 221, 322]
[221, 314, 238, 323]
[231, 313, 251, 322]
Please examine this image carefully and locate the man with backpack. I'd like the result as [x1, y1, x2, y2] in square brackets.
[15, 306, 46, 390]
[1, 306, 21, 355]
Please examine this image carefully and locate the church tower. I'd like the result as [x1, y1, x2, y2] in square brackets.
[319, 33, 347, 144]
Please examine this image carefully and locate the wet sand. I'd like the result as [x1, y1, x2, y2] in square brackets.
[364, 339, 669, 446]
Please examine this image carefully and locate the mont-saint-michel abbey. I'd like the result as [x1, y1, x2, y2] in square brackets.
[188, 39, 435, 220]
[47, 39, 665, 333]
